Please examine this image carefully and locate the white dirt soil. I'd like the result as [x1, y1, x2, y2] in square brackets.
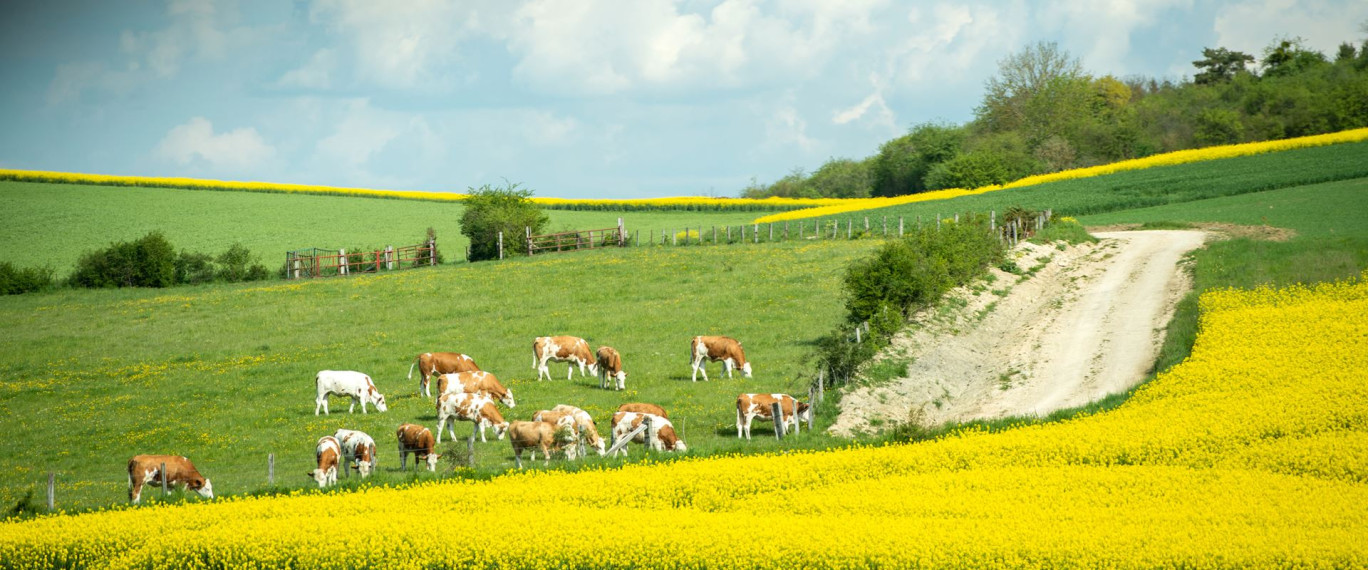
[830, 230, 1208, 436]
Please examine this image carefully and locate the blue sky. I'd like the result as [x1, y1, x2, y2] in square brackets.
[1, 1, 1364, 199]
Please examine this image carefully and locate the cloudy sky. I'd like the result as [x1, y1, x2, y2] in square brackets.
[1, 1, 1364, 198]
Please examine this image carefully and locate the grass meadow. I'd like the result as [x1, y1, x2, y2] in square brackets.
[0, 181, 765, 276]
[0, 239, 879, 511]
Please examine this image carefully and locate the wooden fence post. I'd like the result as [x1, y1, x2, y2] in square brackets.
[936, 215, 941, 231]
[855, 326, 862, 343]
[727, 225, 732, 242]
[769, 223, 773, 242]
[754, 224, 759, 243]
[955, 213, 959, 224]
[644, 416, 654, 452]
[785, 221, 790, 240]
[772, 403, 785, 440]
[712, 226, 717, 244]
[864, 217, 869, 231]
[799, 222, 804, 239]
[618, 218, 625, 246]
[672, 228, 677, 246]
[269, 453, 274, 485]
[339, 249, 347, 276]
[497, 231, 504, 259]
[526, 227, 533, 255]
[882, 216, 887, 237]
[847, 219, 852, 239]
[818, 368, 825, 403]
[160, 462, 168, 496]
[741, 224, 747, 243]
[467, 434, 476, 469]
[991, 210, 996, 232]
[899, 217, 904, 237]
[47, 472, 54, 511]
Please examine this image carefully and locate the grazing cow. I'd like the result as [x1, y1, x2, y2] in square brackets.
[690, 336, 752, 381]
[409, 352, 481, 398]
[736, 393, 812, 440]
[315, 370, 388, 415]
[396, 424, 441, 472]
[618, 402, 668, 419]
[335, 429, 378, 477]
[551, 404, 606, 456]
[533, 336, 598, 381]
[596, 346, 626, 390]
[610, 412, 686, 456]
[508, 421, 578, 467]
[437, 371, 516, 408]
[127, 455, 213, 504]
[532, 409, 582, 459]
[308, 436, 341, 487]
[436, 392, 509, 443]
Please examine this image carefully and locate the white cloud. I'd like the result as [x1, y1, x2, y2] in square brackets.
[308, 0, 505, 89]
[46, 62, 140, 106]
[154, 117, 276, 171]
[523, 111, 579, 146]
[764, 94, 816, 152]
[278, 49, 337, 89]
[832, 87, 895, 130]
[1214, 0, 1368, 59]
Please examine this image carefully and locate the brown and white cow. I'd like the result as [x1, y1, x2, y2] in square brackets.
[307, 436, 341, 487]
[409, 352, 481, 398]
[596, 346, 626, 390]
[618, 402, 668, 419]
[334, 429, 378, 477]
[436, 392, 509, 443]
[396, 423, 441, 472]
[315, 370, 388, 415]
[551, 404, 606, 456]
[533, 336, 598, 381]
[508, 420, 578, 467]
[532, 409, 583, 459]
[127, 455, 213, 504]
[736, 393, 811, 440]
[438, 371, 516, 408]
[610, 412, 686, 456]
[690, 336, 752, 381]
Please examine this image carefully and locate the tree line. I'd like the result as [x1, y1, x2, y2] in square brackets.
[744, 31, 1368, 199]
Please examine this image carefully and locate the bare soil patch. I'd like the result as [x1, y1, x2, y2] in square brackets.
[831, 230, 1207, 436]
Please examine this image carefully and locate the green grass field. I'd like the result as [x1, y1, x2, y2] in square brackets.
[3, 142, 1367, 514]
[0, 239, 879, 510]
[0, 182, 764, 276]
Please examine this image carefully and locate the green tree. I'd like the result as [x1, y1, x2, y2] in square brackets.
[69, 231, 177, 288]
[1193, 47, 1255, 84]
[871, 123, 964, 196]
[459, 183, 549, 262]
[1262, 38, 1328, 78]
[806, 158, 873, 198]
[975, 41, 1085, 134]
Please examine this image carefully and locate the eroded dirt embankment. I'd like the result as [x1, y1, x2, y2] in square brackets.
[831, 230, 1207, 436]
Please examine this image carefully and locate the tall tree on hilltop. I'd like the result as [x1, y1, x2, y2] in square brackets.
[1192, 47, 1255, 84]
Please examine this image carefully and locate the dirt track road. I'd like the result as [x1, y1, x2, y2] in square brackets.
[831, 230, 1207, 435]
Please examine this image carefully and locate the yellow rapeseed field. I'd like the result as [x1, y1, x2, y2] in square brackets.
[752, 126, 1368, 223]
[2, 272, 1366, 567]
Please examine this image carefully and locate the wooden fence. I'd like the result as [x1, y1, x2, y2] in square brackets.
[626, 210, 1052, 249]
[285, 239, 437, 279]
[525, 218, 626, 256]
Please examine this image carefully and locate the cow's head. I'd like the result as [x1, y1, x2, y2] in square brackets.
[494, 421, 510, 440]
[586, 361, 599, 376]
[741, 362, 753, 378]
[796, 401, 812, 422]
[306, 469, 330, 487]
[613, 371, 627, 391]
[425, 453, 441, 472]
[499, 389, 516, 408]
[355, 458, 374, 477]
[371, 392, 389, 412]
[194, 479, 214, 499]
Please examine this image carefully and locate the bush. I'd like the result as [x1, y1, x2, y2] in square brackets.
[215, 243, 270, 282]
[459, 183, 549, 262]
[0, 262, 54, 295]
[175, 251, 216, 285]
[821, 217, 1004, 379]
[68, 231, 177, 289]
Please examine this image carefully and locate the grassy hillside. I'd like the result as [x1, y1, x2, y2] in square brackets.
[0, 182, 763, 275]
[840, 140, 1368, 224]
[0, 239, 879, 511]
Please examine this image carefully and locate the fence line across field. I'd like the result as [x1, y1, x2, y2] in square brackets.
[285, 238, 437, 279]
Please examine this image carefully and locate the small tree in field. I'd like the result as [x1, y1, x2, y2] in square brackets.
[459, 182, 549, 261]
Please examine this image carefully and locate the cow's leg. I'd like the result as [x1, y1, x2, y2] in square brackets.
[724, 360, 733, 378]
[736, 409, 744, 438]
[315, 397, 323, 416]
[566, 362, 573, 381]
[542, 443, 551, 465]
[421, 372, 429, 398]
[478, 422, 487, 443]
[348, 397, 356, 414]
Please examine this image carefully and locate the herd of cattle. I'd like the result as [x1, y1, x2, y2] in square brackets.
[126, 335, 813, 502]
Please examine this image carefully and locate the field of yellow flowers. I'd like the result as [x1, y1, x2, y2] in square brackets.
[2, 272, 1365, 567]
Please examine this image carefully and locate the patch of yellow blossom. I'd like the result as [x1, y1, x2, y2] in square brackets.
[1, 273, 1366, 567]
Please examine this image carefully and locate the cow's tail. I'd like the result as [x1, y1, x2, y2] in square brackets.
[407, 357, 419, 381]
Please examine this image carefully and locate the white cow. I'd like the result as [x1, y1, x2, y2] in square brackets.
[334, 429, 378, 478]
[436, 392, 509, 443]
[610, 412, 686, 457]
[550, 404, 607, 456]
[314, 370, 388, 415]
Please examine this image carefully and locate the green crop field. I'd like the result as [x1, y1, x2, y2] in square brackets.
[0, 182, 765, 276]
[0, 239, 879, 510]
[837, 140, 1368, 225]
